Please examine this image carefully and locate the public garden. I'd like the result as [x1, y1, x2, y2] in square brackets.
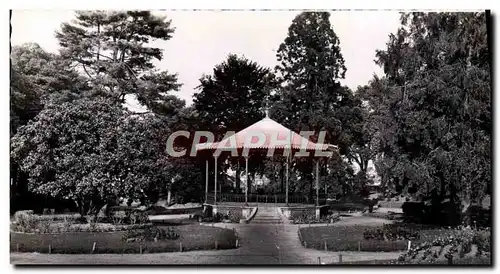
[10, 10, 491, 265]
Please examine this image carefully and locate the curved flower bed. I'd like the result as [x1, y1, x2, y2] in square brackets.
[10, 225, 238, 254]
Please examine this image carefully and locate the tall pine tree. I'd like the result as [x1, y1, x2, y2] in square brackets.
[272, 12, 365, 199]
[56, 11, 184, 115]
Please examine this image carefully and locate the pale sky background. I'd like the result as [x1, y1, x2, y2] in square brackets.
[11, 10, 401, 109]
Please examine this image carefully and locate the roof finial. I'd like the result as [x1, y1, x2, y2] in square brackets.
[265, 107, 269, 118]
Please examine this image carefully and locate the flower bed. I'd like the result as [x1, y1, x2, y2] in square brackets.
[299, 224, 470, 253]
[291, 211, 340, 224]
[397, 227, 491, 265]
[285, 206, 340, 224]
[10, 224, 238, 254]
[363, 224, 420, 241]
[218, 208, 243, 223]
[193, 206, 246, 223]
[147, 206, 203, 216]
[11, 210, 151, 234]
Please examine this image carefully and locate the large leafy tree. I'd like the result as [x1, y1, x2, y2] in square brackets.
[10, 43, 92, 213]
[10, 43, 89, 135]
[55, 10, 183, 115]
[193, 54, 276, 193]
[361, 12, 491, 214]
[272, 11, 364, 198]
[11, 97, 174, 216]
[194, 54, 275, 135]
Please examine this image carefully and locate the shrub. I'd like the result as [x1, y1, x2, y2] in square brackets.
[364, 224, 420, 241]
[464, 205, 491, 228]
[327, 202, 366, 212]
[111, 211, 128, 225]
[227, 210, 242, 223]
[291, 210, 316, 224]
[130, 211, 149, 225]
[38, 220, 52, 234]
[402, 202, 426, 223]
[164, 227, 180, 240]
[62, 219, 73, 232]
[14, 210, 34, 223]
[39, 214, 81, 222]
[122, 227, 179, 242]
[14, 211, 39, 233]
[398, 227, 491, 264]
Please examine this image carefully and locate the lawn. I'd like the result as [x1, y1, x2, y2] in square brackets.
[299, 224, 458, 252]
[10, 224, 238, 254]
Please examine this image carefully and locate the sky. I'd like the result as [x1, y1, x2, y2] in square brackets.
[11, 10, 401, 108]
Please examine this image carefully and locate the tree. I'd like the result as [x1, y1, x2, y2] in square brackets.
[272, 11, 364, 199]
[10, 43, 94, 213]
[55, 10, 182, 115]
[10, 43, 89, 134]
[10, 97, 174, 216]
[193, 54, 276, 193]
[361, 12, 491, 221]
[194, 54, 275, 135]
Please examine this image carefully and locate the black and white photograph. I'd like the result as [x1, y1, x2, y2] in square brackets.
[8, 6, 493, 266]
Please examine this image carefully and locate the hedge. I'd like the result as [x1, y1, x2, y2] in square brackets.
[146, 206, 202, 216]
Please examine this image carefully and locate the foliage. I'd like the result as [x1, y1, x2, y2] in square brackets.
[360, 12, 491, 220]
[10, 97, 174, 216]
[122, 226, 179, 242]
[194, 54, 275, 136]
[129, 211, 150, 225]
[11, 210, 151, 234]
[291, 211, 340, 224]
[13, 210, 38, 233]
[327, 201, 367, 212]
[271, 12, 360, 198]
[363, 224, 420, 241]
[11, 43, 91, 105]
[14, 211, 80, 223]
[402, 200, 462, 226]
[398, 227, 491, 264]
[219, 209, 243, 223]
[10, 43, 88, 135]
[463, 204, 491, 228]
[109, 210, 149, 225]
[55, 10, 183, 115]
[271, 11, 367, 198]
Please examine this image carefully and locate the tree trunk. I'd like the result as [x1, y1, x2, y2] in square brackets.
[167, 189, 172, 204]
[280, 161, 284, 193]
[308, 174, 314, 204]
[247, 173, 253, 195]
[235, 161, 241, 193]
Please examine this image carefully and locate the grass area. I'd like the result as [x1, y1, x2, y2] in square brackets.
[10, 224, 238, 254]
[299, 224, 458, 252]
